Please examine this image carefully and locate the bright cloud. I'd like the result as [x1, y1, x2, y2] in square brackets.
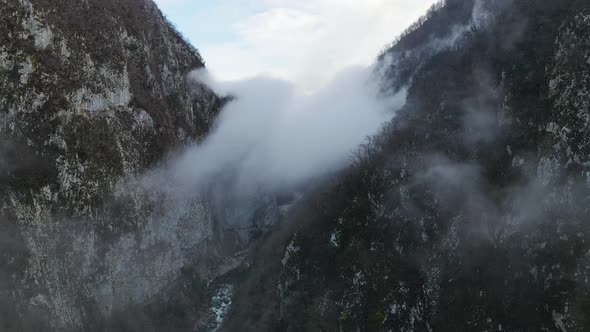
[154, 0, 438, 90]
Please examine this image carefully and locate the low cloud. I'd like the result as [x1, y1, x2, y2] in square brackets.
[148, 64, 407, 197]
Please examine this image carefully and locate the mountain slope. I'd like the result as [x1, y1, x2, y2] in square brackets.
[222, 0, 590, 331]
[0, 0, 229, 330]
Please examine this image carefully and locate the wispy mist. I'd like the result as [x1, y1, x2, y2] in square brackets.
[152, 64, 407, 196]
[143, 1, 516, 199]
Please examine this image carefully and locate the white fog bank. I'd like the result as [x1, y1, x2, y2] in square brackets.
[161, 63, 406, 195]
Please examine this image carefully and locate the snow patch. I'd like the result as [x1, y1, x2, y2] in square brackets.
[18, 58, 34, 84]
[282, 238, 300, 266]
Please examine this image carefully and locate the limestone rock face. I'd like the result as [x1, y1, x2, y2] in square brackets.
[0, 0, 232, 329]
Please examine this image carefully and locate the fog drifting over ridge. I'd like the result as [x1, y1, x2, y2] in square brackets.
[145, 0, 508, 197]
[160, 63, 407, 195]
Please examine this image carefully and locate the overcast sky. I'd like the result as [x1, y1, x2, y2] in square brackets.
[154, 0, 437, 90]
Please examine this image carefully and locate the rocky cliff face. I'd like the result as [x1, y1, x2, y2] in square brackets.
[0, 0, 244, 330]
[222, 1, 590, 331]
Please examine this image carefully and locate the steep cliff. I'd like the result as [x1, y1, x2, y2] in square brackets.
[222, 0, 590, 331]
[0, 0, 235, 330]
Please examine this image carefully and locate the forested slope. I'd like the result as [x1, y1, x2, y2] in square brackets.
[223, 0, 590, 330]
